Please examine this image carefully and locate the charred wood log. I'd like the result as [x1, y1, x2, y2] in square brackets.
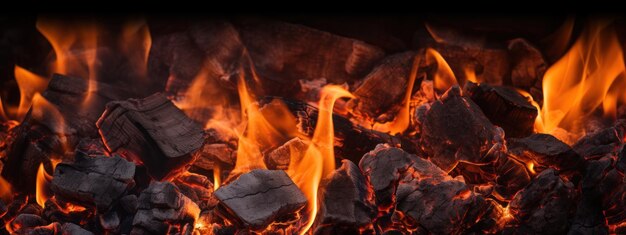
[214, 170, 307, 231]
[2, 73, 135, 193]
[173, 172, 216, 211]
[504, 169, 578, 234]
[507, 38, 547, 100]
[420, 86, 504, 172]
[358, 145, 420, 207]
[464, 82, 537, 138]
[346, 51, 421, 121]
[265, 137, 308, 170]
[97, 93, 204, 180]
[50, 153, 135, 211]
[131, 182, 200, 235]
[260, 97, 418, 164]
[316, 160, 376, 234]
[573, 120, 626, 159]
[508, 133, 584, 173]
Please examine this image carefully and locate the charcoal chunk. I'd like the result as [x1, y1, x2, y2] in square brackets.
[464, 82, 537, 138]
[265, 137, 308, 170]
[50, 154, 135, 211]
[61, 223, 94, 235]
[132, 182, 200, 234]
[420, 85, 504, 172]
[506, 169, 578, 234]
[318, 160, 376, 231]
[573, 120, 625, 159]
[358, 145, 420, 206]
[508, 133, 583, 172]
[214, 170, 307, 230]
[10, 214, 45, 232]
[97, 93, 204, 180]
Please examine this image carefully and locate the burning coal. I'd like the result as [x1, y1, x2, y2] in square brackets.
[0, 15, 625, 235]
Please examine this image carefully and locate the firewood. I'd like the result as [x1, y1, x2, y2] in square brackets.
[260, 97, 418, 164]
[507, 38, 547, 93]
[265, 137, 308, 170]
[50, 153, 135, 211]
[420, 85, 504, 172]
[9, 214, 45, 233]
[347, 51, 420, 121]
[504, 169, 578, 234]
[131, 182, 200, 235]
[358, 145, 420, 207]
[508, 133, 583, 172]
[464, 82, 537, 138]
[572, 120, 626, 159]
[96, 93, 204, 180]
[317, 160, 376, 233]
[214, 170, 307, 231]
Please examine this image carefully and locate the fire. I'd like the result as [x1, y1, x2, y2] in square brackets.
[373, 55, 421, 135]
[36, 159, 60, 208]
[287, 85, 354, 234]
[0, 176, 13, 204]
[538, 20, 626, 143]
[426, 48, 457, 95]
[13, 66, 50, 121]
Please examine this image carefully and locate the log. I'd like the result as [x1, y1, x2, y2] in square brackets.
[358, 145, 420, 207]
[214, 170, 307, 231]
[173, 172, 215, 211]
[265, 137, 308, 170]
[96, 93, 204, 180]
[508, 133, 583, 172]
[507, 38, 547, 95]
[504, 169, 578, 234]
[259, 97, 418, 164]
[346, 51, 420, 121]
[464, 82, 537, 138]
[50, 153, 135, 211]
[420, 86, 504, 172]
[132, 182, 200, 235]
[2, 73, 136, 193]
[316, 160, 376, 233]
[572, 120, 626, 159]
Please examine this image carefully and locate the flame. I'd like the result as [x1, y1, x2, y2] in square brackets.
[121, 19, 152, 77]
[0, 176, 13, 204]
[287, 85, 354, 235]
[36, 163, 54, 208]
[373, 55, 421, 135]
[526, 162, 536, 175]
[213, 166, 221, 191]
[37, 18, 99, 106]
[13, 66, 50, 121]
[425, 48, 457, 95]
[538, 20, 626, 142]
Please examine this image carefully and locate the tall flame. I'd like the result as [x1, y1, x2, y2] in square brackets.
[538, 20, 626, 142]
[287, 85, 354, 234]
[36, 18, 99, 106]
[373, 55, 421, 135]
[425, 48, 457, 95]
[36, 163, 53, 207]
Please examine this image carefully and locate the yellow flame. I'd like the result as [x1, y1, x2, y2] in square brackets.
[213, 166, 221, 191]
[287, 85, 354, 235]
[13, 66, 50, 121]
[425, 48, 457, 94]
[539, 20, 626, 142]
[373, 55, 421, 135]
[36, 163, 53, 208]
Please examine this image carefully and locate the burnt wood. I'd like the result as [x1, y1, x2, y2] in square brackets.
[508, 133, 583, 172]
[317, 160, 376, 233]
[132, 182, 200, 235]
[50, 154, 135, 211]
[420, 85, 504, 172]
[465, 82, 538, 138]
[214, 170, 307, 231]
[97, 93, 204, 180]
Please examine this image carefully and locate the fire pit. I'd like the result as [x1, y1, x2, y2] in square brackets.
[0, 15, 625, 234]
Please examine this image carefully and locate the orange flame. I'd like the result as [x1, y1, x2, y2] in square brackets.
[287, 85, 354, 235]
[538, 20, 626, 143]
[14, 66, 50, 121]
[121, 19, 152, 78]
[213, 166, 221, 191]
[37, 18, 99, 106]
[373, 55, 421, 135]
[0, 176, 13, 204]
[425, 48, 457, 95]
[36, 163, 54, 208]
